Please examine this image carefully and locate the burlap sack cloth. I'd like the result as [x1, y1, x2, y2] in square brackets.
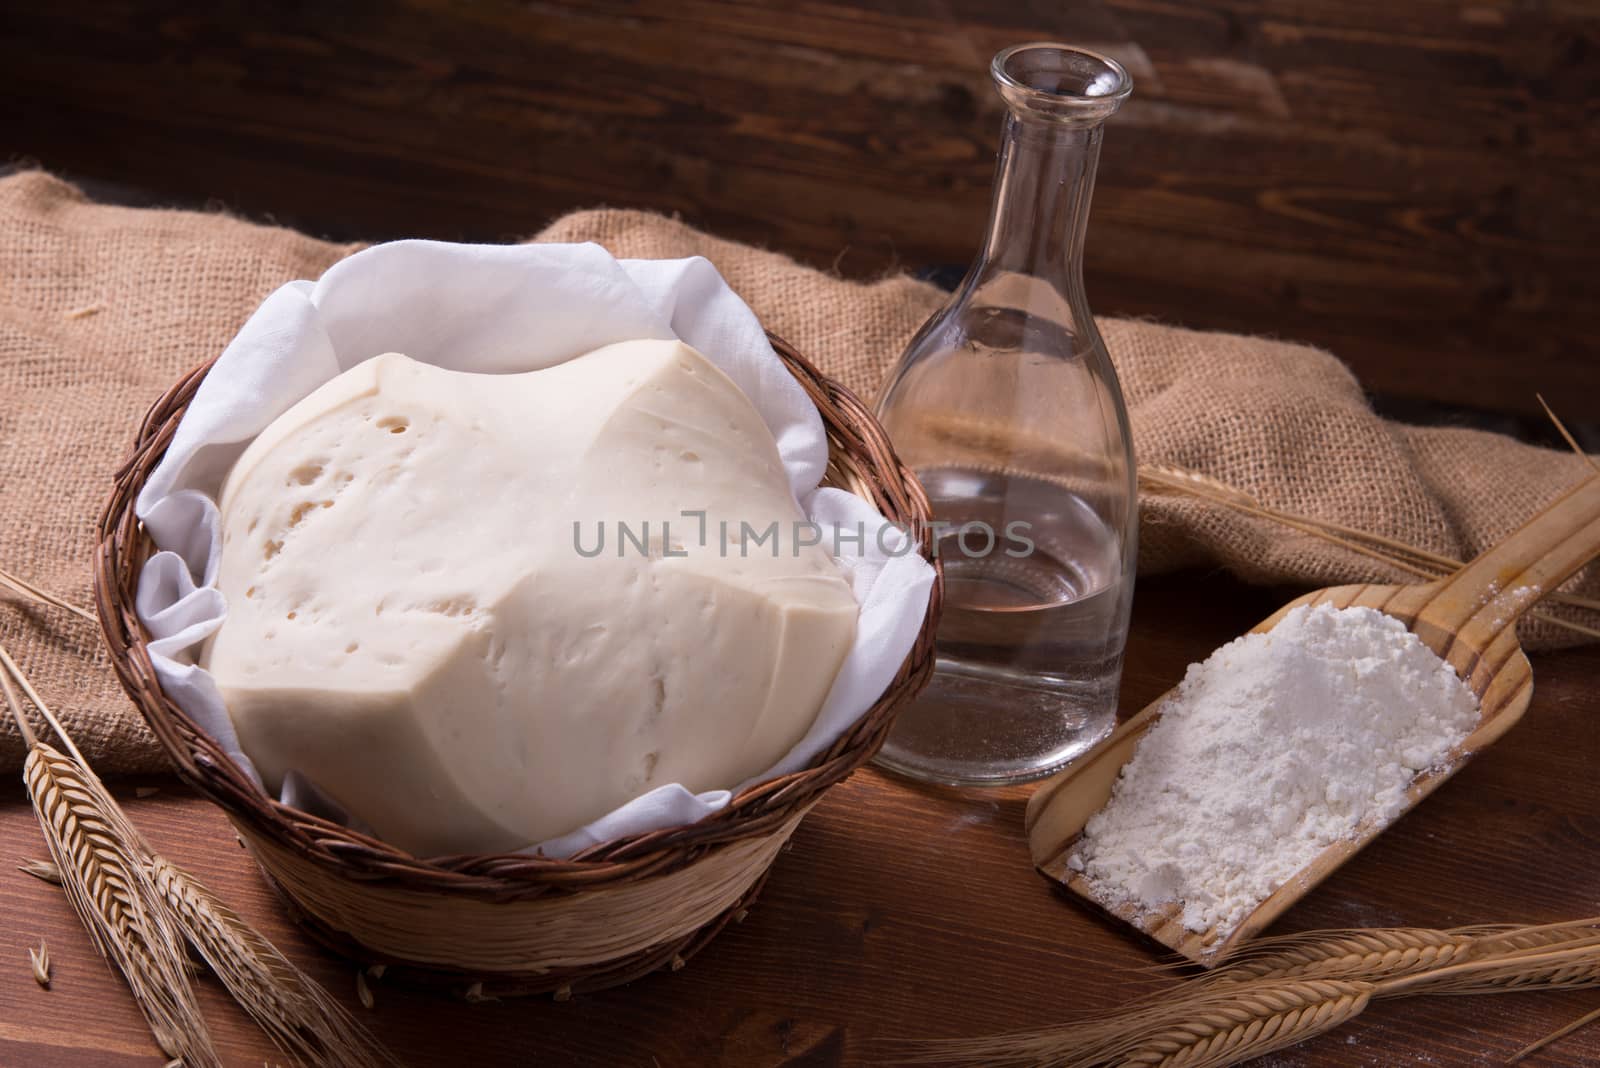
[2, 170, 1595, 773]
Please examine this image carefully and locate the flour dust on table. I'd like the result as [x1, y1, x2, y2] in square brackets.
[1069, 603, 1480, 941]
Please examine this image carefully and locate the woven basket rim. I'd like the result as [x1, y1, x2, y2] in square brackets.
[95, 332, 941, 900]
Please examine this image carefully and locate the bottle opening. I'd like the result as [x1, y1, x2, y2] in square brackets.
[992, 43, 1132, 124]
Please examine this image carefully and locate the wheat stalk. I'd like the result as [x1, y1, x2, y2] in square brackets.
[1138, 465, 1600, 637]
[1195, 919, 1600, 989]
[899, 979, 1375, 1068]
[1145, 399, 1600, 623]
[3, 582, 397, 1068]
[914, 404, 1600, 630]
[3, 646, 218, 1064]
[1538, 393, 1600, 476]
[146, 854, 399, 1067]
[1510, 1002, 1600, 1064]
[900, 919, 1600, 1066]
[0, 564, 98, 623]
[1477, 916, 1600, 954]
[13, 732, 221, 1064]
[1385, 936, 1600, 996]
[1199, 927, 1479, 985]
[1118, 980, 1374, 1067]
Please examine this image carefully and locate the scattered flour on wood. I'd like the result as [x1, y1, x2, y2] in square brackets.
[1069, 603, 1479, 941]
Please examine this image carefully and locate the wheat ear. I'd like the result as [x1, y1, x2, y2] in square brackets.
[5, 659, 221, 1065]
[1385, 937, 1600, 996]
[896, 979, 1374, 1068]
[898, 919, 1600, 1066]
[147, 854, 400, 1068]
[1201, 920, 1600, 992]
[1201, 927, 1478, 985]
[1116, 979, 1374, 1067]
[3, 574, 399, 1068]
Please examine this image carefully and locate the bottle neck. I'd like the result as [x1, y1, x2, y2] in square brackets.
[975, 113, 1104, 296]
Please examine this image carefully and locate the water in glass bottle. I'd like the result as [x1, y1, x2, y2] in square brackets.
[873, 42, 1139, 786]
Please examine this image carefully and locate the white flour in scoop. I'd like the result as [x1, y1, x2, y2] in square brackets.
[1068, 603, 1480, 941]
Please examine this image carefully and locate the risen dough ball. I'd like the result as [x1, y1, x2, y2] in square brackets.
[203, 341, 857, 856]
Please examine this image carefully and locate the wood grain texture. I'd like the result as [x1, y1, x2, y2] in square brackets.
[2, 573, 1598, 1066]
[4, 1, 1598, 419]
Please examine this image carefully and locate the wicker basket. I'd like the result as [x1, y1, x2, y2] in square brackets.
[94, 334, 941, 997]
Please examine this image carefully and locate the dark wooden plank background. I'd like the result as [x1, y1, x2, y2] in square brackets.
[5, 0, 1597, 425]
[3, 574, 1599, 1066]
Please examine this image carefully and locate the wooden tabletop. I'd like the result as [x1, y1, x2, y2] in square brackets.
[3, 572, 1596, 1067]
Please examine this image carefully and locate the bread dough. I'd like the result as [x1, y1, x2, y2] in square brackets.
[203, 340, 857, 856]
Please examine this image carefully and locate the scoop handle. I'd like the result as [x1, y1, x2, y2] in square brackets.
[1415, 471, 1600, 652]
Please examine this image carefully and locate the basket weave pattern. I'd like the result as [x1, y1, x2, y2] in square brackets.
[95, 335, 941, 995]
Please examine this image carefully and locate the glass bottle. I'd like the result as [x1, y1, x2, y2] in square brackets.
[873, 43, 1138, 786]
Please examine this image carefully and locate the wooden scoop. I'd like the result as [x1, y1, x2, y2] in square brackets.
[1025, 472, 1600, 965]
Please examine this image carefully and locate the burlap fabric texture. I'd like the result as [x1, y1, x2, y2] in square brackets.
[2, 170, 1595, 773]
